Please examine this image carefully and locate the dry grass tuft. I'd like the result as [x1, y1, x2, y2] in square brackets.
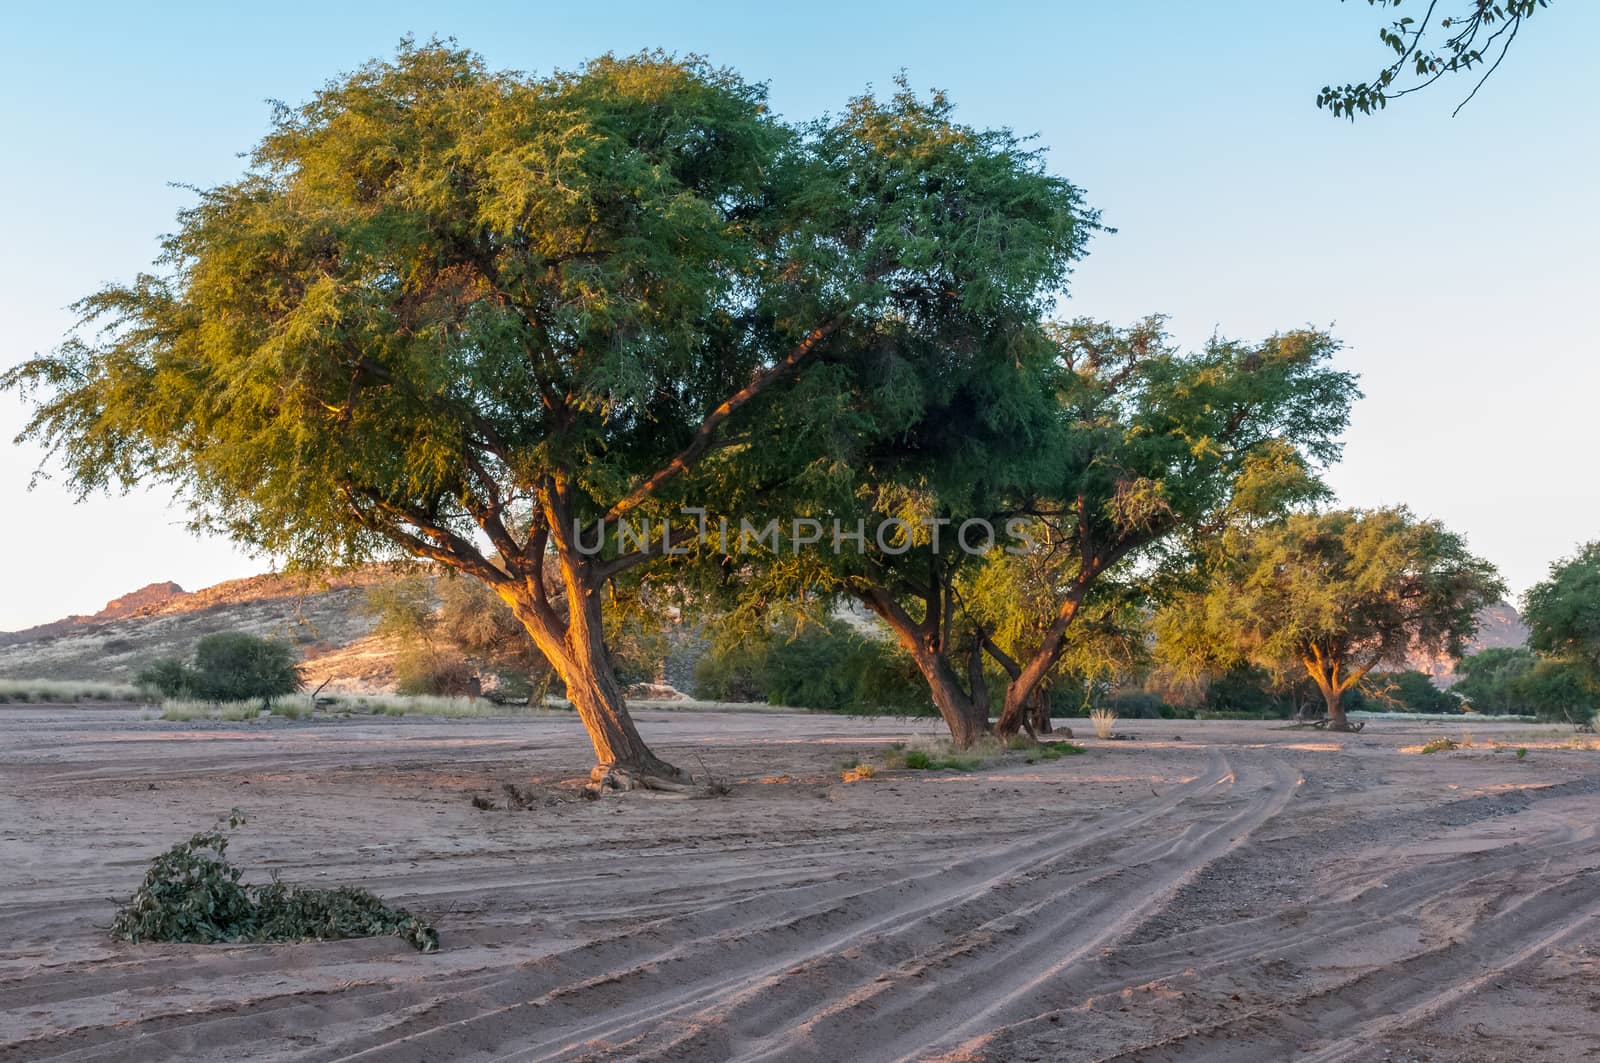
[1090, 708, 1117, 740]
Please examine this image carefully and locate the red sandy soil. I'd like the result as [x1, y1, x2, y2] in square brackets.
[1, 709, 1597, 1062]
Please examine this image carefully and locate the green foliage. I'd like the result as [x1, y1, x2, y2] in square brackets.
[1523, 541, 1600, 679]
[1453, 647, 1538, 714]
[1025, 741, 1086, 763]
[764, 619, 934, 715]
[1, 38, 1095, 604]
[692, 634, 769, 702]
[691, 612, 931, 714]
[1419, 736, 1459, 754]
[363, 578, 437, 644]
[137, 632, 302, 705]
[893, 747, 981, 772]
[1368, 670, 1461, 714]
[112, 811, 436, 951]
[1319, 1, 1550, 119]
[136, 657, 196, 699]
[2, 40, 1102, 768]
[191, 633, 303, 704]
[1156, 507, 1505, 720]
[1515, 657, 1600, 723]
[365, 575, 555, 697]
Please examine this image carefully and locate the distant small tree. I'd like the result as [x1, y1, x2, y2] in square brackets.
[1156, 508, 1504, 731]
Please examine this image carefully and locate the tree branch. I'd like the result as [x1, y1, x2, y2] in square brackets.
[604, 317, 847, 523]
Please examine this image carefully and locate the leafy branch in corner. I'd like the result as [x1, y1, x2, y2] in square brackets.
[1318, 1, 1551, 118]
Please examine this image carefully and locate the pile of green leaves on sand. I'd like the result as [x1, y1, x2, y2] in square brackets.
[111, 812, 437, 952]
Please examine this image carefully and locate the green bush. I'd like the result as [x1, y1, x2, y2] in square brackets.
[192, 633, 302, 704]
[763, 620, 933, 715]
[112, 812, 436, 951]
[694, 616, 933, 715]
[140, 633, 302, 705]
[136, 657, 198, 700]
[692, 634, 769, 702]
[1516, 658, 1600, 723]
[1453, 648, 1538, 714]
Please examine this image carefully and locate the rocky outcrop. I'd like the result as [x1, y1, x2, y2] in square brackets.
[1411, 602, 1530, 688]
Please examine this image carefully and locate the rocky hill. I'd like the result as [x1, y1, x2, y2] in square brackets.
[0, 567, 412, 691]
[0, 581, 189, 646]
[1411, 602, 1530, 687]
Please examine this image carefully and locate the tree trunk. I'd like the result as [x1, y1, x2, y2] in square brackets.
[1321, 685, 1357, 732]
[995, 681, 1033, 737]
[854, 586, 991, 747]
[1029, 689, 1053, 735]
[914, 650, 993, 748]
[507, 588, 687, 789]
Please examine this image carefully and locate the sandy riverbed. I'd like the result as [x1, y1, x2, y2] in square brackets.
[1, 707, 1597, 1062]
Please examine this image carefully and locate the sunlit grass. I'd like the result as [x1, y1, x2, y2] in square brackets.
[160, 700, 264, 721]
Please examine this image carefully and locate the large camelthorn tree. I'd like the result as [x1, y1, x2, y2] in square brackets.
[4, 43, 1097, 786]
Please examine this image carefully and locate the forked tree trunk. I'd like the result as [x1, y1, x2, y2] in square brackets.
[855, 587, 992, 748]
[1305, 652, 1370, 734]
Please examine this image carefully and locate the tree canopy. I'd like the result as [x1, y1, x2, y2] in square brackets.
[1156, 507, 1504, 729]
[1522, 541, 1600, 677]
[4, 42, 1099, 785]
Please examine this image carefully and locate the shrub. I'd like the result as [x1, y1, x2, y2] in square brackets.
[395, 649, 479, 697]
[765, 620, 933, 715]
[143, 634, 302, 705]
[1453, 648, 1538, 714]
[692, 635, 769, 702]
[191, 633, 302, 704]
[1419, 737, 1458, 754]
[137, 657, 198, 700]
[1026, 741, 1086, 763]
[112, 812, 436, 951]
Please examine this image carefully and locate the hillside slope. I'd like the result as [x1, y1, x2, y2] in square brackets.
[0, 568, 408, 689]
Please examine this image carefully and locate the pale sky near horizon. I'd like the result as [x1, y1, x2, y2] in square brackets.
[2, 2, 1596, 631]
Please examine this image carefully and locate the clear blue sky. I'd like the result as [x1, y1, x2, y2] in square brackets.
[2, 1, 1595, 630]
